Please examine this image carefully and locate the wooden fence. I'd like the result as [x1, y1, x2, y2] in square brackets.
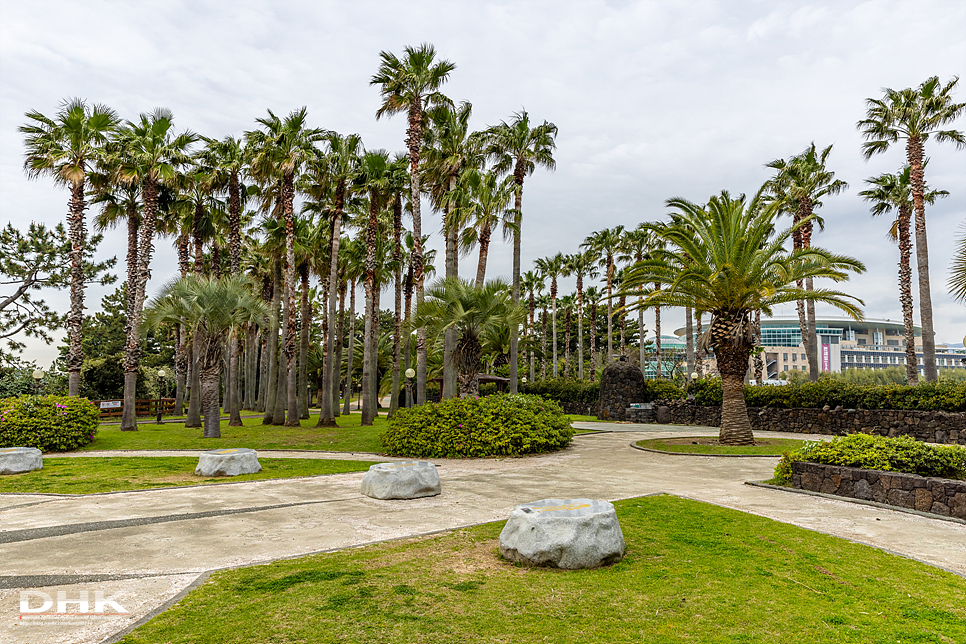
[90, 398, 176, 419]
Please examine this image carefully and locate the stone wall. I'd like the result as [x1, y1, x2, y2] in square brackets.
[624, 399, 965, 445]
[792, 461, 966, 519]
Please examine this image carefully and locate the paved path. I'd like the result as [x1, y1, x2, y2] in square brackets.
[1, 425, 963, 644]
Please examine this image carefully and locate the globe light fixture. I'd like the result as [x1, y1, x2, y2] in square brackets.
[690, 372, 699, 380]
[156, 369, 167, 424]
[404, 368, 416, 408]
[31, 369, 44, 395]
[405, 368, 415, 379]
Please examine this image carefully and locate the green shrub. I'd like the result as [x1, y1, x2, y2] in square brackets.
[642, 379, 684, 402]
[80, 354, 152, 400]
[382, 394, 574, 458]
[772, 434, 966, 485]
[0, 395, 100, 452]
[522, 379, 599, 405]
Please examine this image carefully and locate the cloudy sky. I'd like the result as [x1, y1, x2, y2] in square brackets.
[1, 0, 964, 367]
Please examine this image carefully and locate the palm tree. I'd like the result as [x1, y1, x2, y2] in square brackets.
[113, 110, 197, 430]
[20, 98, 120, 396]
[622, 190, 864, 444]
[765, 143, 847, 380]
[371, 42, 456, 405]
[415, 278, 524, 396]
[581, 225, 624, 366]
[858, 76, 965, 381]
[480, 110, 557, 393]
[859, 166, 948, 384]
[458, 170, 516, 288]
[584, 286, 602, 379]
[562, 251, 597, 380]
[146, 275, 268, 438]
[618, 228, 655, 376]
[534, 253, 566, 378]
[950, 224, 966, 305]
[520, 270, 544, 382]
[387, 153, 410, 417]
[247, 108, 326, 425]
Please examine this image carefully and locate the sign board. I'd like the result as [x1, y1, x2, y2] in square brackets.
[821, 344, 831, 372]
[99, 401, 122, 409]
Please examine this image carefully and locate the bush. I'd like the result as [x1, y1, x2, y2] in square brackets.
[522, 379, 599, 405]
[772, 434, 966, 485]
[642, 379, 684, 402]
[382, 394, 574, 458]
[80, 354, 152, 400]
[0, 395, 100, 452]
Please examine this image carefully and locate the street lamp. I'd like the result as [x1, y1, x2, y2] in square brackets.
[405, 368, 415, 408]
[156, 369, 167, 424]
[689, 371, 698, 399]
[31, 369, 44, 396]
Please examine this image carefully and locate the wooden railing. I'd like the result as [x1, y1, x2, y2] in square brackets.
[90, 398, 176, 419]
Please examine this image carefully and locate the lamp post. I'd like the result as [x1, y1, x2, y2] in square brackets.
[156, 369, 166, 424]
[31, 369, 44, 396]
[405, 368, 415, 408]
[689, 371, 699, 399]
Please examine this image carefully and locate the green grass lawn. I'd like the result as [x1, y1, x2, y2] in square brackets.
[636, 436, 809, 456]
[0, 457, 377, 494]
[83, 413, 387, 453]
[116, 495, 966, 643]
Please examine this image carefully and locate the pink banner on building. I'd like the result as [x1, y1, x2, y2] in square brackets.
[821, 344, 831, 372]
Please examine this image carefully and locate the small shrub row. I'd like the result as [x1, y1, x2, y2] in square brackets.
[689, 378, 966, 412]
[773, 433, 966, 485]
[382, 394, 574, 458]
[0, 395, 100, 452]
[521, 378, 684, 406]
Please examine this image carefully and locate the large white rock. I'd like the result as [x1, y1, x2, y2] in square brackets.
[195, 448, 261, 477]
[360, 461, 441, 500]
[499, 498, 625, 569]
[0, 447, 43, 475]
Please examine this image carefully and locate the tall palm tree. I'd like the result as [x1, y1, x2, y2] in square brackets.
[146, 275, 267, 438]
[480, 110, 557, 393]
[414, 278, 524, 396]
[950, 224, 966, 305]
[858, 76, 965, 381]
[581, 225, 624, 366]
[618, 228, 655, 376]
[584, 286, 602, 379]
[246, 107, 326, 425]
[622, 190, 864, 444]
[562, 251, 597, 380]
[859, 166, 948, 384]
[765, 143, 847, 380]
[534, 253, 566, 378]
[520, 270, 544, 383]
[456, 170, 517, 288]
[113, 109, 197, 430]
[20, 98, 120, 396]
[387, 153, 410, 417]
[371, 42, 456, 405]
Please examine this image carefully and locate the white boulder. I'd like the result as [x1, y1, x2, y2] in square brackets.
[0, 447, 43, 475]
[499, 498, 625, 569]
[360, 461, 441, 500]
[195, 448, 261, 477]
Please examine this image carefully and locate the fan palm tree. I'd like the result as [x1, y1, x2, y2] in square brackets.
[246, 107, 326, 425]
[621, 190, 865, 445]
[113, 109, 197, 429]
[371, 42, 456, 405]
[859, 166, 948, 384]
[765, 143, 847, 380]
[534, 253, 566, 378]
[457, 169, 517, 288]
[415, 278, 524, 396]
[581, 225, 624, 366]
[619, 228, 656, 376]
[584, 286, 602, 379]
[857, 75, 965, 381]
[387, 153, 410, 417]
[146, 274, 268, 438]
[950, 224, 966, 305]
[20, 98, 120, 396]
[562, 251, 597, 380]
[520, 270, 544, 383]
[480, 110, 557, 392]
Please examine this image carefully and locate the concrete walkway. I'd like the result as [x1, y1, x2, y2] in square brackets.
[1, 425, 964, 644]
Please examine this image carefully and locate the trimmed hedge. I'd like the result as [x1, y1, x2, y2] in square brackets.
[522, 378, 684, 406]
[773, 434, 966, 485]
[382, 394, 574, 458]
[690, 378, 966, 412]
[0, 395, 100, 452]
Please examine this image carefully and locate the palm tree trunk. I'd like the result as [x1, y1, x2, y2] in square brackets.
[606, 261, 613, 363]
[753, 311, 764, 383]
[576, 278, 584, 380]
[685, 306, 694, 377]
[551, 291, 558, 377]
[390, 193, 403, 417]
[800, 209, 819, 381]
[274, 279, 291, 426]
[897, 205, 919, 384]
[619, 295, 627, 357]
[589, 300, 597, 380]
[908, 137, 938, 382]
[361, 192, 379, 426]
[443, 176, 458, 400]
[66, 182, 86, 397]
[528, 291, 536, 382]
[638, 296, 645, 376]
[298, 265, 311, 419]
[263, 266, 281, 423]
[408, 101, 427, 405]
[174, 325, 186, 414]
[342, 280, 357, 415]
[402, 268, 414, 408]
[695, 311, 703, 376]
[334, 280, 346, 417]
[228, 333, 242, 426]
[564, 307, 571, 377]
[654, 298, 662, 379]
[540, 309, 548, 379]
[282, 174, 299, 427]
[201, 358, 223, 439]
[716, 341, 754, 445]
[120, 201, 139, 429]
[475, 224, 491, 289]
[186, 338, 202, 427]
[509, 185, 523, 393]
[319, 183, 345, 426]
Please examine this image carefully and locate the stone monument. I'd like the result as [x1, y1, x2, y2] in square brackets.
[195, 448, 261, 477]
[0, 447, 43, 475]
[499, 498, 625, 569]
[360, 461, 441, 500]
[597, 357, 645, 420]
